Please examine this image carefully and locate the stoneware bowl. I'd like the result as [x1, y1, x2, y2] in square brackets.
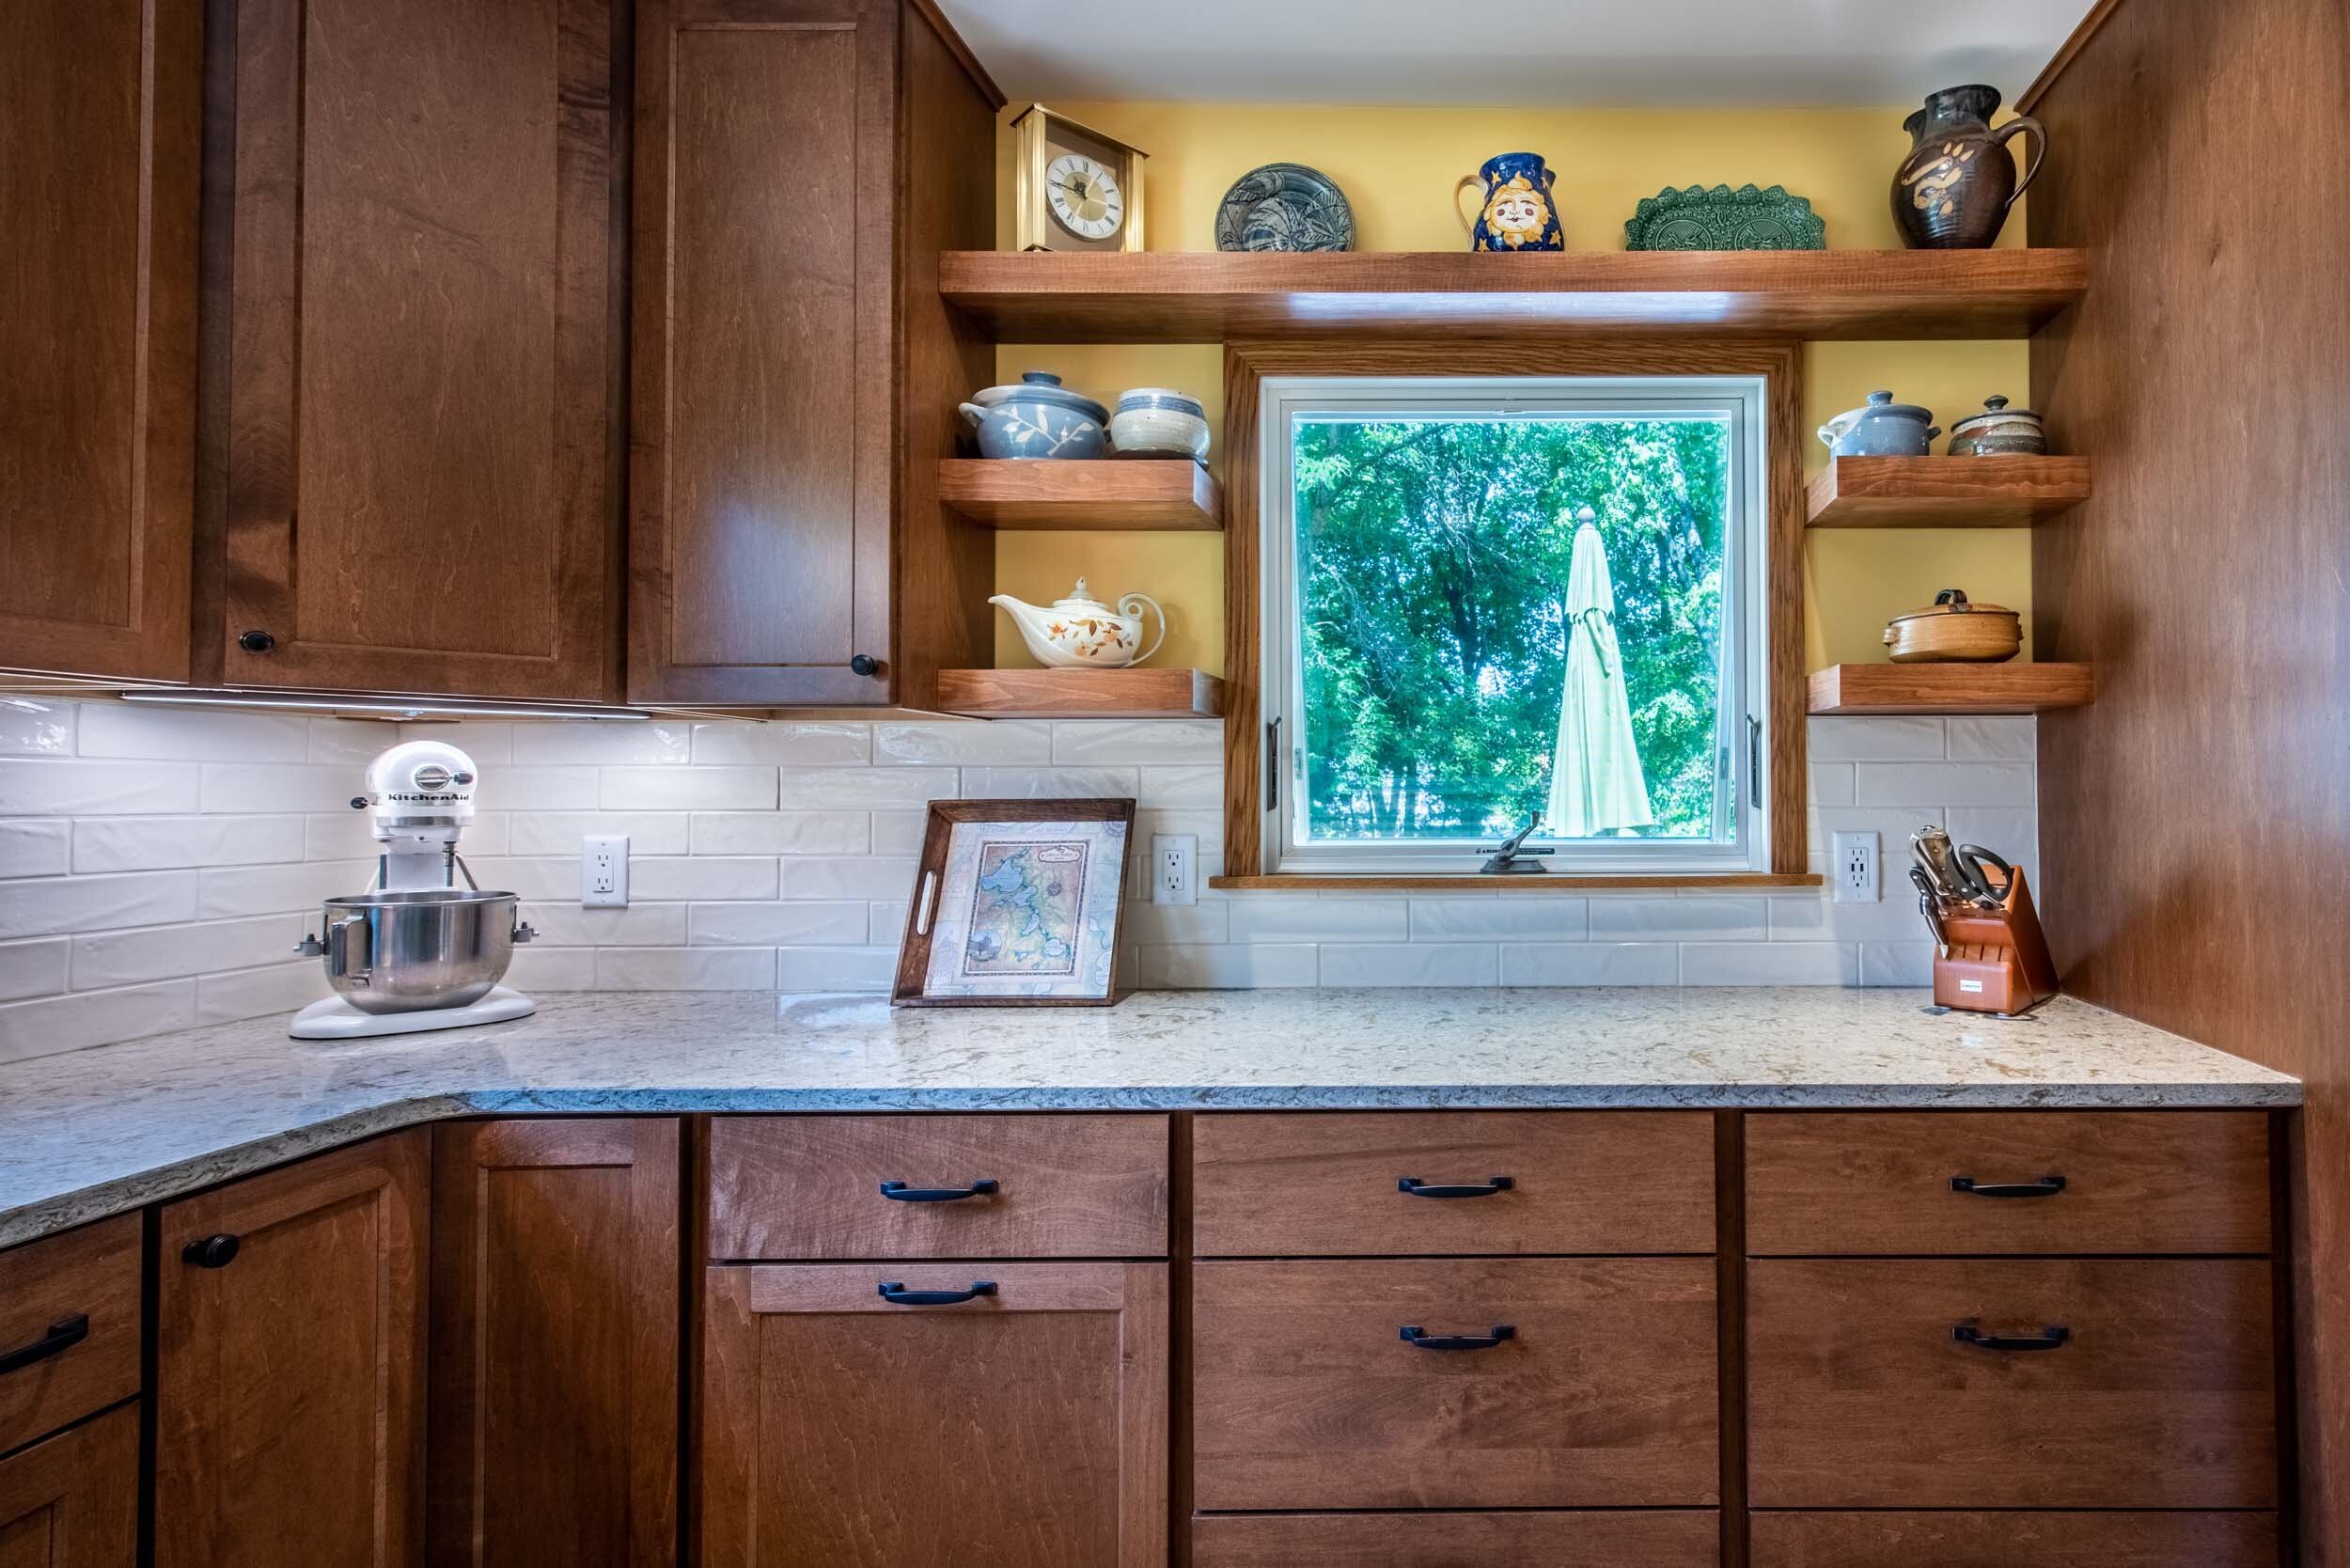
[1110, 388, 1210, 461]
[1818, 390, 1941, 457]
[959, 370, 1108, 460]
[1946, 395, 2047, 457]
[1884, 588, 2022, 663]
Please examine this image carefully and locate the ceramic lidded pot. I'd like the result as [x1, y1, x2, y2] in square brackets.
[959, 371, 1108, 460]
[1454, 152, 1565, 252]
[1892, 84, 2047, 249]
[1110, 389, 1210, 461]
[1946, 396, 2047, 457]
[1818, 391, 1941, 457]
[1884, 588, 2022, 663]
[988, 579, 1167, 668]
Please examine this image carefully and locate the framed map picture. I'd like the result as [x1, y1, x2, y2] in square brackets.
[893, 799, 1135, 1007]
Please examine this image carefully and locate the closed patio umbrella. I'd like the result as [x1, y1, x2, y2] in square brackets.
[1544, 508, 1655, 837]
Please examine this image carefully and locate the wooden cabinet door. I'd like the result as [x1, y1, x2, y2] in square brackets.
[217, 0, 623, 699]
[629, 0, 898, 706]
[0, 0, 197, 682]
[154, 1131, 428, 1568]
[701, 1263, 1167, 1568]
[428, 1119, 680, 1568]
[0, 1404, 139, 1568]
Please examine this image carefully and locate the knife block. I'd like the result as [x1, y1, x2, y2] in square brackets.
[1934, 864, 2060, 1015]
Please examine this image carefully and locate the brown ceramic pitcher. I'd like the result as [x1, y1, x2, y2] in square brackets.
[1891, 84, 2046, 248]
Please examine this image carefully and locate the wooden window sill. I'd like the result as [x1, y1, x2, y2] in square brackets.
[1208, 873, 1825, 892]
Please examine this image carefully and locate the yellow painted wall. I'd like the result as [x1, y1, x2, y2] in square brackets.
[986, 102, 2033, 674]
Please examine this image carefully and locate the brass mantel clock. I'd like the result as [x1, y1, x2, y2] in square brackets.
[1012, 104, 1146, 253]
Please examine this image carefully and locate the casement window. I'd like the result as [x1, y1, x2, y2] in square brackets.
[1256, 374, 1771, 875]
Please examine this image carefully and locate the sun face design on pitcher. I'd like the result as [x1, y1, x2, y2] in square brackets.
[1457, 153, 1566, 252]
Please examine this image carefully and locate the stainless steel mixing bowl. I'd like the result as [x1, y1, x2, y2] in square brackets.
[299, 889, 536, 1014]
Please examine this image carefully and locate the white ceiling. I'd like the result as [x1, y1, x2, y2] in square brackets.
[932, 0, 2092, 109]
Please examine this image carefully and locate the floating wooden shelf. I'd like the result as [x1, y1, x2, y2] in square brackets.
[939, 248, 2089, 342]
[937, 460, 1220, 530]
[1807, 455, 2092, 528]
[1808, 662, 2094, 715]
[934, 666, 1224, 719]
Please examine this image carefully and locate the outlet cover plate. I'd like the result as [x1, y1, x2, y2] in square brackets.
[1151, 833, 1198, 905]
[1831, 830, 1879, 904]
[582, 834, 629, 907]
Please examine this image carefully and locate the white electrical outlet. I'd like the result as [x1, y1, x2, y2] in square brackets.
[1831, 830, 1879, 904]
[1151, 833, 1198, 906]
[582, 834, 629, 906]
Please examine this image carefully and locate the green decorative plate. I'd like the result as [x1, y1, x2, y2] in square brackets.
[1623, 183, 1826, 251]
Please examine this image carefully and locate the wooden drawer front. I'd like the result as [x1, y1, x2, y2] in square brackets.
[1749, 1259, 2277, 1509]
[1746, 1111, 2269, 1255]
[1751, 1511, 2280, 1567]
[1194, 1510, 1718, 1567]
[1193, 1111, 1715, 1256]
[0, 1403, 140, 1568]
[1194, 1259, 1718, 1511]
[0, 1214, 141, 1455]
[708, 1114, 1167, 1260]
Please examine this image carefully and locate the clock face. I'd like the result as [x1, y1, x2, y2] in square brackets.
[1045, 151, 1124, 242]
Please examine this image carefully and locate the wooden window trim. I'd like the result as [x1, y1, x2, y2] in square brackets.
[1218, 337, 1810, 887]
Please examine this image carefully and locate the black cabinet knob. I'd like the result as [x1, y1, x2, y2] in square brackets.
[182, 1233, 241, 1269]
[238, 630, 277, 654]
[848, 653, 881, 677]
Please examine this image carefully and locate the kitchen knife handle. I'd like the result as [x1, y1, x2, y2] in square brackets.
[1952, 1323, 2070, 1353]
[878, 1179, 999, 1202]
[877, 1280, 997, 1306]
[1400, 1325, 1515, 1351]
[1950, 1175, 2066, 1199]
[1398, 1176, 1514, 1199]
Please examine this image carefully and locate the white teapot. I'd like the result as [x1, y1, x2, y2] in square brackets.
[988, 579, 1166, 669]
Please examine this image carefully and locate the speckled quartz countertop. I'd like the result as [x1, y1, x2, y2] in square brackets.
[0, 988, 2298, 1248]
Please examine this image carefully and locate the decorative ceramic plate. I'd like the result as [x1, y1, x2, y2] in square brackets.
[1214, 163, 1356, 252]
[1623, 183, 1826, 250]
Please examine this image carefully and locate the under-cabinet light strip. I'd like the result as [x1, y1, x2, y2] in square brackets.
[117, 688, 658, 721]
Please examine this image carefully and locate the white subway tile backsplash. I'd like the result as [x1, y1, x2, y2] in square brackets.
[779, 767, 956, 810]
[1, 871, 200, 940]
[0, 820, 73, 878]
[780, 857, 920, 902]
[1861, 941, 1936, 987]
[1499, 943, 1680, 985]
[78, 703, 306, 761]
[507, 946, 598, 991]
[1137, 766, 1222, 808]
[776, 947, 899, 992]
[1854, 762, 2035, 808]
[690, 812, 868, 856]
[874, 721, 1050, 766]
[1807, 715, 1947, 761]
[690, 902, 867, 947]
[1131, 944, 1318, 988]
[1807, 764, 1856, 807]
[1944, 808, 2041, 883]
[509, 811, 693, 858]
[1121, 901, 1230, 945]
[198, 763, 367, 814]
[304, 810, 384, 861]
[870, 812, 928, 855]
[0, 980, 195, 1064]
[1682, 942, 1857, 985]
[0, 760, 198, 815]
[1052, 720, 1222, 766]
[0, 699, 74, 756]
[512, 722, 693, 765]
[463, 857, 603, 902]
[691, 721, 870, 766]
[72, 915, 309, 989]
[1228, 896, 1408, 944]
[474, 766, 598, 811]
[197, 860, 372, 919]
[960, 766, 1139, 800]
[1408, 897, 1587, 941]
[74, 815, 306, 873]
[594, 947, 776, 991]
[524, 902, 690, 948]
[1589, 896, 1768, 942]
[603, 766, 776, 811]
[1946, 716, 2037, 760]
[1321, 943, 1498, 987]
[306, 718, 391, 764]
[0, 938, 68, 1001]
[196, 961, 331, 1024]
[395, 721, 513, 763]
[629, 857, 780, 901]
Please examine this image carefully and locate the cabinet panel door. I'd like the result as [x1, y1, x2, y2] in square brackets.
[700, 1263, 1167, 1568]
[155, 1131, 429, 1568]
[219, 0, 622, 698]
[1748, 1511, 2280, 1568]
[0, 1215, 141, 1458]
[629, 0, 896, 706]
[0, 1405, 139, 1568]
[428, 1119, 680, 1568]
[0, 0, 196, 682]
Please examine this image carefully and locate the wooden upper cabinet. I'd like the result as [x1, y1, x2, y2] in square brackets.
[153, 1131, 429, 1568]
[0, 0, 198, 682]
[629, 0, 898, 706]
[215, 0, 624, 699]
[427, 1119, 681, 1568]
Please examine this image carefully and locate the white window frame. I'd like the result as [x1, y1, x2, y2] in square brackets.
[1259, 374, 1771, 876]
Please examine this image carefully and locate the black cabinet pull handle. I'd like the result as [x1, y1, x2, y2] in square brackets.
[1398, 1175, 1513, 1199]
[1400, 1324, 1515, 1351]
[183, 1233, 241, 1269]
[877, 1280, 997, 1307]
[879, 1179, 1000, 1203]
[1950, 1175, 2066, 1198]
[849, 653, 881, 677]
[0, 1314, 89, 1376]
[237, 629, 276, 654]
[1952, 1324, 2071, 1352]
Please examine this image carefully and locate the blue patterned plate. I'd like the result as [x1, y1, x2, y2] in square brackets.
[1215, 163, 1356, 252]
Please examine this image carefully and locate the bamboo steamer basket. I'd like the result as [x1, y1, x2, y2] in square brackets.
[1883, 588, 2021, 663]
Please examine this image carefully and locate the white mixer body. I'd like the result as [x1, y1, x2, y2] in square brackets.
[360, 739, 479, 890]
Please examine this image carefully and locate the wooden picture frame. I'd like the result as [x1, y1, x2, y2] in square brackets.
[893, 799, 1136, 1007]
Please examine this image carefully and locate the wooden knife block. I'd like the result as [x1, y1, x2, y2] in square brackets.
[1934, 865, 2060, 1015]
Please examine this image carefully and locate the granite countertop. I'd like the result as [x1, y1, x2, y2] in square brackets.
[0, 988, 2299, 1249]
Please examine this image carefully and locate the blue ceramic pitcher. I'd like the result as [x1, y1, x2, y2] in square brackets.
[1455, 152, 1565, 251]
